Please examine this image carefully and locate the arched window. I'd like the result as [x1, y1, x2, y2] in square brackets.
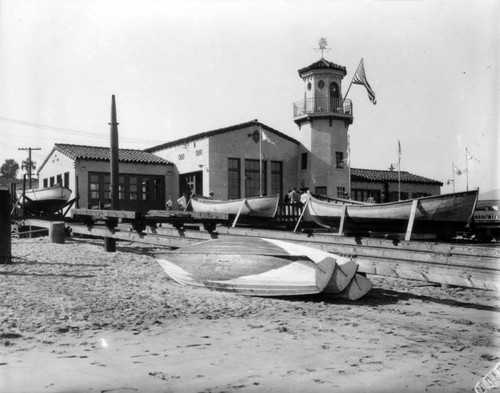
[329, 82, 339, 98]
[329, 82, 340, 112]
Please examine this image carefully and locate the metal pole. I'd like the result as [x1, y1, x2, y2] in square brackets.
[465, 148, 469, 191]
[342, 59, 362, 104]
[347, 133, 351, 197]
[259, 127, 262, 196]
[398, 147, 401, 201]
[451, 163, 456, 192]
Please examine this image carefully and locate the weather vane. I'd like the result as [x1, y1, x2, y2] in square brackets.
[314, 37, 330, 59]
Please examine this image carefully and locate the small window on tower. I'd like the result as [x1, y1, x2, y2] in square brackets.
[336, 152, 344, 168]
[301, 153, 308, 170]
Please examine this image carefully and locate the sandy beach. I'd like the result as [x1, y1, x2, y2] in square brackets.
[1, 237, 499, 393]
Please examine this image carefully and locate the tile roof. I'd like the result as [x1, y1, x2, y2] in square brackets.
[351, 168, 443, 185]
[144, 120, 299, 153]
[38, 144, 172, 173]
[298, 58, 347, 77]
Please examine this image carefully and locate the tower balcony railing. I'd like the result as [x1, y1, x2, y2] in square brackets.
[293, 97, 353, 119]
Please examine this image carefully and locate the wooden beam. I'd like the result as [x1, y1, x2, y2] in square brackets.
[337, 205, 347, 235]
[356, 257, 500, 292]
[231, 199, 247, 228]
[66, 221, 500, 291]
[405, 199, 419, 241]
[293, 199, 309, 233]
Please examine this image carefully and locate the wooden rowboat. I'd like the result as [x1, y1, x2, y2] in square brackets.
[17, 185, 72, 213]
[305, 189, 479, 237]
[338, 274, 373, 301]
[190, 194, 279, 219]
[155, 237, 369, 297]
[264, 238, 358, 295]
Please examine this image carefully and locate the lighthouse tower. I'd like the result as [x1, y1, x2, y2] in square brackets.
[293, 46, 353, 198]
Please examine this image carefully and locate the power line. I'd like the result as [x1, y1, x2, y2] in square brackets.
[0, 115, 161, 145]
[18, 147, 41, 188]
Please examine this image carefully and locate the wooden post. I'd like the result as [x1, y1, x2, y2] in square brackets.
[405, 199, 419, 241]
[0, 190, 12, 264]
[104, 237, 116, 252]
[293, 198, 309, 233]
[231, 199, 247, 228]
[337, 205, 348, 235]
[105, 95, 119, 252]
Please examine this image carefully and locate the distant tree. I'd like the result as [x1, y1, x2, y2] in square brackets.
[21, 159, 37, 174]
[0, 159, 19, 180]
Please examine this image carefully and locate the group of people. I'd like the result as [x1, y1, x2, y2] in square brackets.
[284, 187, 309, 207]
[165, 190, 214, 211]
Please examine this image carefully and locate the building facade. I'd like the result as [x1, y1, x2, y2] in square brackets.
[145, 120, 299, 201]
[350, 168, 442, 203]
[36, 144, 175, 212]
[293, 58, 354, 198]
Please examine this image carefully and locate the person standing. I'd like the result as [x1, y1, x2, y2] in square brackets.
[165, 196, 173, 210]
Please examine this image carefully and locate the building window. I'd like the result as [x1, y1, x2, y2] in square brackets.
[129, 176, 138, 200]
[56, 174, 62, 185]
[119, 176, 126, 200]
[103, 175, 110, 201]
[195, 149, 203, 156]
[352, 189, 381, 203]
[315, 186, 327, 196]
[336, 152, 344, 168]
[271, 161, 283, 197]
[337, 187, 346, 198]
[63, 172, 70, 188]
[141, 179, 150, 200]
[178, 154, 185, 161]
[153, 178, 163, 201]
[88, 172, 165, 210]
[228, 158, 241, 199]
[89, 174, 100, 199]
[301, 153, 308, 170]
[43, 178, 48, 188]
[245, 159, 267, 197]
[412, 192, 430, 198]
[50, 177, 55, 187]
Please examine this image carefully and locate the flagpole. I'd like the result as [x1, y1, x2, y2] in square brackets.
[451, 163, 456, 192]
[465, 148, 469, 191]
[347, 133, 351, 197]
[259, 126, 263, 196]
[342, 59, 363, 104]
[398, 141, 401, 201]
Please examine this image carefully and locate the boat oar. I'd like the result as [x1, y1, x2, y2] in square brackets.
[293, 197, 310, 233]
[232, 198, 247, 228]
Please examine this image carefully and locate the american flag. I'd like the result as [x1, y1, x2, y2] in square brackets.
[352, 59, 377, 105]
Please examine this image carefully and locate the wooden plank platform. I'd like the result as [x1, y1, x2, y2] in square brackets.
[66, 221, 500, 291]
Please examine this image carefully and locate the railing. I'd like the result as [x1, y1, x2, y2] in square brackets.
[293, 97, 352, 118]
[275, 203, 303, 223]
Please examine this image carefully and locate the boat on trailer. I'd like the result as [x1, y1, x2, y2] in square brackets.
[190, 194, 280, 219]
[305, 189, 479, 238]
[16, 185, 72, 214]
[155, 237, 371, 298]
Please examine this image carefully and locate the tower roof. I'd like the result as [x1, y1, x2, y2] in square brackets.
[298, 58, 347, 77]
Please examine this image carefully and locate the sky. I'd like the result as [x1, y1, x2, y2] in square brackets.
[0, 0, 498, 194]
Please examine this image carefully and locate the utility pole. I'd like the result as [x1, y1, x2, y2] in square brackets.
[105, 95, 119, 253]
[18, 147, 41, 188]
